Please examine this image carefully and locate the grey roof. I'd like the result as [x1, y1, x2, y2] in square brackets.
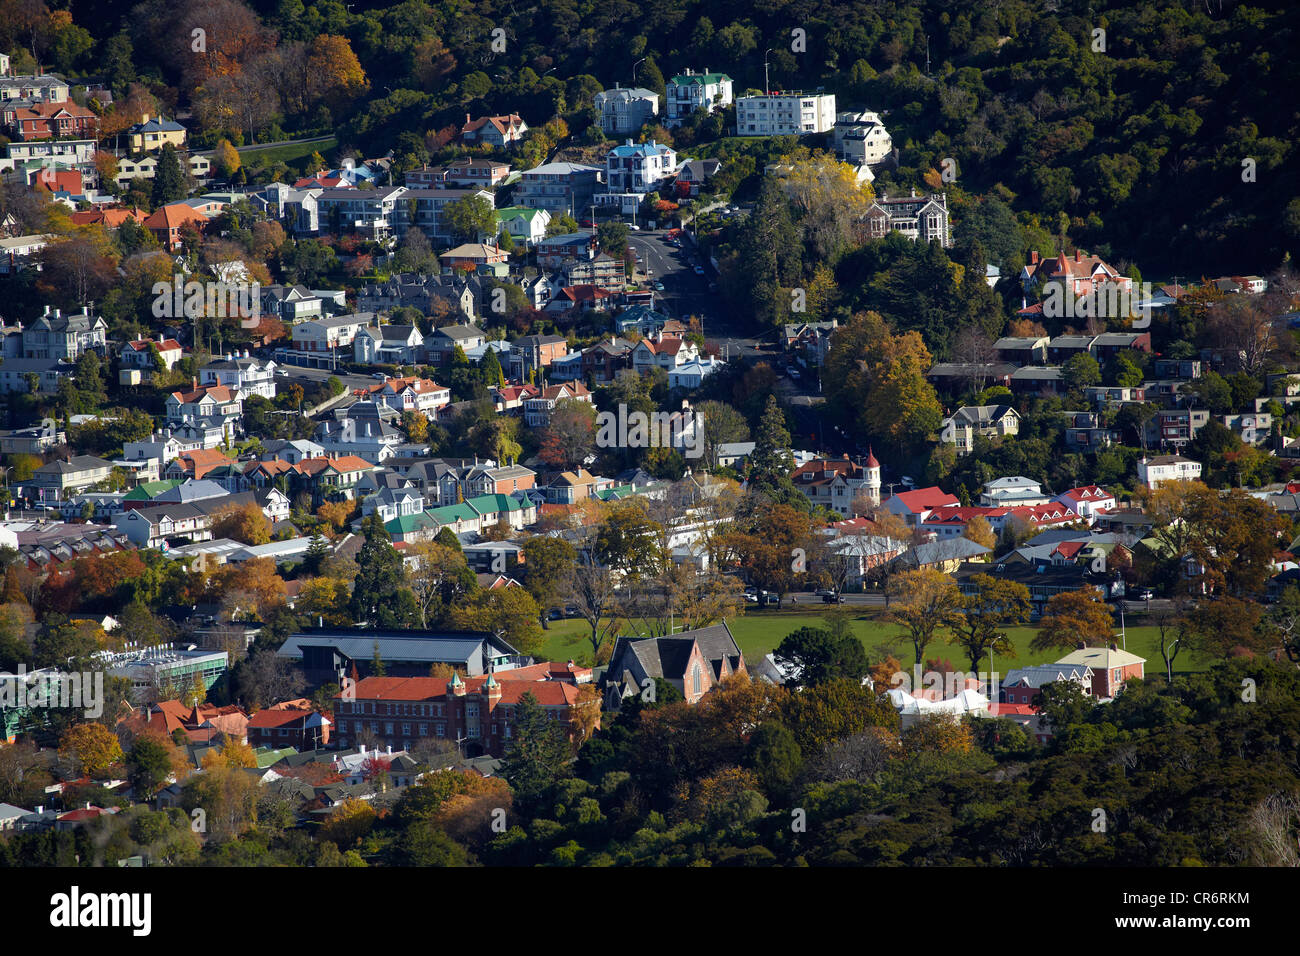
[897, 538, 992, 567]
[153, 479, 228, 503]
[606, 622, 742, 685]
[35, 455, 113, 475]
[950, 404, 1016, 425]
[277, 629, 517, 664]
[433, 324, 482, 342]
[1002, 664, 1091, 689]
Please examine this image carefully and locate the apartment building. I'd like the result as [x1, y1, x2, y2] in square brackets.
[736, 91, 836, 135]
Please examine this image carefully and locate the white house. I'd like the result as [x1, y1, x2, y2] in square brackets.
[200, 352, 277, 400]
[1054, 485, 1117, 523]
[594, 86, 659, 136]
[1137, 455, 1202, 489]
[668, 356, 725, 390]
[979, 476, 1049, 508]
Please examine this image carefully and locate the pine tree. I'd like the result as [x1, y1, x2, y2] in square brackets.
[151, 143, 189, 205]
[749, 394, 795, 487]
[480, 347, 506, 388]
[303, 530, 330, 575]
[349, 514, 416, 628]
[500, 691, 572, 807]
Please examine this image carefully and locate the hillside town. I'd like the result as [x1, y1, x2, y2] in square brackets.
[0, 0, 1294, 896]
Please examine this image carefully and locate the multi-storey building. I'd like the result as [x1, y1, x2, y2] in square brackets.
[862, 191, 952, 246]
[594, 87, 659, 135]
[516, 162, 602, 217]
[736, 92, 836, 135]
[665, 69, 733, 126]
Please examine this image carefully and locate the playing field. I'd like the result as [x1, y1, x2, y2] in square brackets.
[535, 607, 1209, 676]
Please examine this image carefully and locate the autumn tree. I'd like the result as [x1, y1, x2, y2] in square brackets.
[1030, 589, 1114, 654]
[447, 587, 544, 657]
[407, 539, 473, 628]
[210, 500, 272, 545]
[950, 573, 1030, 671]
[563, 555, 621, 658]
[538, 398, 597, 469]
[886, 568, 963, 665]
[59, 723, 123, 779]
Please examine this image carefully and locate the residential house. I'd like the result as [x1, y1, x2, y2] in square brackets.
[247, 699, 331, 750]
[665, 69, 733, 126]
[394, 188, 496, 243]
[832, 110, 892, 164]
[427, 324, 486, 364]
[631, 332, 699, 375]
[315, 186, 406, 239]
[792, 456, 876, 517]
[143, 202, 210, 251]
[12, 100, 96, 140]
[126, 115, 186, 151]
[941, 405, 1020, 454]
[1022, 249, 1133, 299]
[861, 191, 951, 246]
[367, 376, 450, 415]
[407, 158, 511, 190]
[510, 334, 569, 380]
[1137, 455, 1203, 489]
[993, 335, 1048, 365]
[601, 139, 678, 214]
[673, 158, 722, 199]
[886, 487, 961, 528]
[290, 313, 375, 364]
[494, 205, 551, 246]
[200, 353, 277, 400]
[594, 87, 659, 135]
[353, 324, 425, 365]
[22, 306, 106, 360]
[524, 382, 593, 427]
[29, 455, 115, 499]
[460, 113, 529, 147]
[980, 477, 1049, 508]
[1054, 645, 1145, 699]
[1054, 485, 1117, 522]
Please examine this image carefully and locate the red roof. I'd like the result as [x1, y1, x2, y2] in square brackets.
[890, 487, 960, 512]
[988, 703, 1039, 717]
[344, 675, 581, 707]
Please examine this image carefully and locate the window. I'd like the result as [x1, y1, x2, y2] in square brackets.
[436, 723, 446, 738]
[419, 723, 427, 736]
[385, 722, 394, 734]
[401, 723, 411, 736]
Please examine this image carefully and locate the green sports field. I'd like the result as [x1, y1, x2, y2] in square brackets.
[536, 607, 1210, 677]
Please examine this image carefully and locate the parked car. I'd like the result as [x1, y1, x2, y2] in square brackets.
[822, 593, 844, 604]
[693, 265, 705, 275]
[1132, 588, 1155, 601]
[653, 281, 665, 291]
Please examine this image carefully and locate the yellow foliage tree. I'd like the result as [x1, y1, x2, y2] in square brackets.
[59, 723, 123, 779]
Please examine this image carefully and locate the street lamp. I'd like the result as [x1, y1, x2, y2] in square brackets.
[764, 49, 774, 95]
[632, 58, 647, 88]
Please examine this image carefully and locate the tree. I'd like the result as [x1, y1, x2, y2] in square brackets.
[964, 515, 997, 550]
[538, 398, 597, 469]
[772, 626, 870, 687]
[747, 395, 806, 505]
[950, 574, 1030, 671]
[443, 194, 497, 243]
[886, 569, 962, 665]
[212, 139, 241, 179]
[305, 34, 369, 108]
[406, 539, 473, 628]
[349, 514, 416, 628]
[447, 588, 544, 657]
[59, 723, 123, 779]
[1062, 352, 1102, 391]
[210, 501, 272, 545]
[520, 536, 577, 616]
[151, 143, 190, 205]
[500, 691, 572, 808]
[781, 677, 899, 755]
[1030, 589, 1114, 654]
[563, 556, 620, 657]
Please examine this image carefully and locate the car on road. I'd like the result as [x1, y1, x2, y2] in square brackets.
[1132, 588, 1155, 601]
[275, 369, 290, 377]
[693, 265, 705, 275]
[579, 218, 594, 227]
[653, 281, 665, 291]
[822, 593, 844, 604]
[628, 223, 641, 230]
[372, 372, 387, 380]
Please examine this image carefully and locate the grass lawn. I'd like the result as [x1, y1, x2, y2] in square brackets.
[238, 136, 338, 171]
[534, 607, 1211, 678]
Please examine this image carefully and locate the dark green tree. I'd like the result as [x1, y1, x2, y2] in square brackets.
[500, 691, 572, 807]
[151, 143, 189, 205]
[772, 626, 870, 686]
[349, 514, 417, 628]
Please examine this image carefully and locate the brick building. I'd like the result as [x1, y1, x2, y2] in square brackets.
[333, 668, 586, 758]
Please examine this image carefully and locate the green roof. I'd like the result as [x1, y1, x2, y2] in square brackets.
[427, 502, 479, 524]
[495, 205, 545, 222]
[254, 746, 298, 769]
[384, 512, 440, 535]
[466, 493, 528, 514]
[669, 72, 731, 86]
[595, 485, 635, 501]
[124, 479, 183, 501]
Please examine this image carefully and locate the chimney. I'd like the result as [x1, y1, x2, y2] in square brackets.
[1109, 642, 1118, 651]
[141, 113, 149, 125]
[1076, 641, 1086, 650]
[1075, 249, 1082, 263]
